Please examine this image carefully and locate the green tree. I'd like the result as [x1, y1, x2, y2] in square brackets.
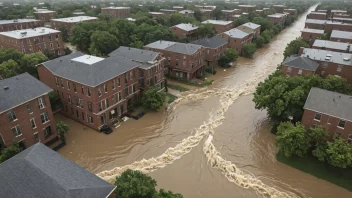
[0, 142, 21, 163]
[252, 17, 273, 31]
[48, 91, 63, 111]
[194, 9, 202, 21]
[142, 87, 166, 111]
[283, 38, 309, 58]
[55, 121, 69, 143]
[276, 122, 311, 158]
[253, 35, 265, 48]
[218, 48, 238, 67]
[212, 8, 223, 20]
[70, 26, 91, 51]
[198, 23, 216, 38]
[325, 138, 352, 168]
[0, 60, 20, 78]
[152, 189, 183, 198]
[20, 53, 48, 77]
[261, 29, 274, 44]
[59, 27, 69, 42]
[89, 31, 119, 56]
[235, 16, 249, 27]
[62, 10, 73, 18]
[242, 43, 257, 58]
[115, 169, 157, 198]
[308, 126, 329, 146]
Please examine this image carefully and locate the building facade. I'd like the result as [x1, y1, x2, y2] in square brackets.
[170, 23, 198, 39]
[312, 40, 352, 53]
[272, 5, 285, 13]
[238, 5, 256, 13]
[304, 19, 326, 30]
[268, 13, 287, 26]
[0, 73, 58, 149]
[330, 30, 352, 43]
[301, 87, 352, 142]
[218, 28, 252, 54]
[281, 55, 319, 76]
[300, 28, 325, 45]
[201, 20, 233, 33]
[159, 9, 177, 15]
[34, 10, 56, 22]
[0, 19, 43, 32]
[324, 21, 352, 32]
[101, 7, 130, 18]
[37, 52, 140, 131]
[144, 41, 205, 81]
[0, 27, 64, 56]
[307, 12, 327, 20]
[50, 16, 97, 35]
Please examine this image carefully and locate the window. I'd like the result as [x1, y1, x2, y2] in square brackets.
[338, 120, 346, 129]
[323, 62, 328, 69]
[26, 103, 32, 113]
[104, 83, 107, 93]
[125, 73, 128, 83]
[55, 77, 59, 86]
[67, 81, 70, 90]
[73, 83, 77, 92]
[337, 65, 343, 72]
[88, 115, 93, 124]
[34, 132, 39, 142]
[61, 79, 64, 88]
[118, 92, 122, 101]
[43, 126, 52, 139]
[105, 99, 110, 108]
[130, 71, 133, 80]
[12, 125, 21, 137]
[98, 102, 103, 111]
[7, 110, 17, 122]
[81, 86, 84, 94]
[125, 87, 128, 96]
[38, 97, 45, 109]
[68, 94, 71, 103]
[75, 97, 79, 107]
[298, 69, 302, 75]
[314, 113, 321, 121]
[30, 118, 36, 129]
[287, 67, 292, 73]
[334, 131, 342, 138]
[117, 77, 121, 87]
[40, 112, 49, 123]
[50, 43, 53, 48]
[79, 99, 83, 108]
[98, 87, 102, 97]
[87, 87, 91, 96]
[71, 107, 74, 115]
[88, 102, 92, 112]
[76, 110, 79, 118]
[112, 80, 115, 90]
[82, 112, 85, 120]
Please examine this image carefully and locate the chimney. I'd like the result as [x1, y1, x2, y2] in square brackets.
[298, 47, 305, 55]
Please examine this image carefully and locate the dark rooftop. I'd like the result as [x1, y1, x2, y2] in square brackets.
[283, 55, 319, 71]
[191, 36, 228, 48]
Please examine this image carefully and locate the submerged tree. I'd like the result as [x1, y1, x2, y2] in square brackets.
[142, 87, 166, 111]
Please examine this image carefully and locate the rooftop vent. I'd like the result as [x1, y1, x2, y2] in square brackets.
[326, 54, 332, 57]
[343, 57, 350, 61]
[3, 86, 9, 90]
[41, 29, 45, 33]
[325, 56, 331, 60]
[20, 31, 27, 37]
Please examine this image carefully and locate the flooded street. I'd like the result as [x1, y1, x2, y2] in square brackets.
[58, 4, 352, 198]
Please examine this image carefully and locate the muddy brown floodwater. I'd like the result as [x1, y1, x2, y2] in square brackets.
[58, 4, 352, 198]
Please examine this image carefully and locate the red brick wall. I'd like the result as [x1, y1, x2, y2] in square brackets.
[281, 65, 315, 76]
[325, 23, 352, 32]
[213, 23, 233, 33]
[204, 43, 227, 63]
[50, 19, 97, 35]
[312, 45, 352, 53]
[330, 37, 352, 43]
[305, 22, 325, 30]
[301, 109, 352, 140]
[301, 31, 324, 45]
[170, 26, 197, 39]
[307, 13, 327, 20]
[35, 12, 56, 22]
[101, 8, 130, 18]
[0, 21, 43, 32]
[315, 61, 352, 84]
[218, 32, 253, 55]
[0, 94, 58, 148]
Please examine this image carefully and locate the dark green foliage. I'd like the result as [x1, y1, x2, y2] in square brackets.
[261, 29, 274, 44]
[283, 38, 309, 58]
[218, 48, 238, 67]
[49, 91, 63, 111]
[55, 121, 69, 143]
[59, 27, 69, 42]
[142, 87, 166, 111]
[242, 43, 257, 58]
[254, 36, 265, 48]
[198, 23, 216, 38]
[89, 31, 119, 56]
[0, 142, 21, 163]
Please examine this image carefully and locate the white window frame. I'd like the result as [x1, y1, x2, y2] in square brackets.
[68, 94, 71, 103]
[337, 65, 343, 72]
[12, 125, 22, 137]
[98, 87, 102, 97]
[38, 97, 45, 109]
[298, 69, 303, 75]
[7, 110, 17, 122]
[338, 120, 346, 129]
[30, 118, 36, 129]
[66, 81, 70, 90]
[41, 112, 50, 124]
[287, 66, 292, 73]
[314, 113, 321, 121]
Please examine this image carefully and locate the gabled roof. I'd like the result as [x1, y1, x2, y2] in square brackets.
[331, 30, 352, 40]
[304, 87, 352, 122]
[0, 143, 116, 198]
[172, 23, 198, 31]
[51, 16, 97, 23]
[222, 28, 249, 38]
[41, 51, 139, 87]
[145, 40, 202, 55]
[144, 40, 176, 50]
[0, 73, 52, 113]
[109, 46, 160, 66]
[283, 55, 319, 71]
[191, 36, 228, 48]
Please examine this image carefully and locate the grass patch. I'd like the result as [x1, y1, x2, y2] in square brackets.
[167, 84, 189, 92]
[165, 92, 178, 104]
[277, 151, 352, 191]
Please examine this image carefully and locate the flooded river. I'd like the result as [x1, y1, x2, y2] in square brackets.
[58, 4, 352, 198]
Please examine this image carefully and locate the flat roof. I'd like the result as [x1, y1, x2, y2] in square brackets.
[331, 10, 347, 13]
[305, 19, 327, 24]
[126, 18, 136, 22]
[304, 88, 352, 122]
[71, 55, 104, 65]
[160, 9, 176, 12]
[223, 28, 249, 38]
[202, 20, 233, 25]
[0, 27, 60, 39]
[173, 6, 183, 8]
[51, 16, 97, 23]
[0, 19, 40, 25]
[145, 40, 176, 50]
[145, 40, 202, 55]
[179, 10, 194, 14]
[102, 6, 130, 9]
[172, 23, 198, 31]
[73, 12, 85, 15]
[33, 10, 55, 13]
[313, 39, 351, 51]
[149, 12, 164, 15]
[300, 48, 352, 66]
[331, 30, 352, 40]
[268, 13, 286, 18]
[309, 12, 326, 15]
[301, 28, 324, 34]
[238, 5, 256, 7]
[332, 17, 352, 22]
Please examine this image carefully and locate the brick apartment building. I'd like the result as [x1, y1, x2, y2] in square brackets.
[195, 5, 216, 11]
[284, 9, 297, 15]
[281, 55, 319, 76]
[149, 12, 165, 18]
[159, 9, 177, 16]
[268, 13, 287, 26]
[317, 10, 327, 13]
[0, 143, 116, 198]
[200, 9, 213, 18]
[0, 27, 64, 56]
[191, 36, 228, 68]
[108, 46, 166, 91]
[331, 17, 352, 24]
[333, 13, 351, 18]
[307, 12, 327, 20]
[50, 16, 97, 35]
[179, 10, 194, 17]
[299, 48, 352, 84]
[101, 7, 130, 18]
[37, 52, 141, 131]
[33, 10, 56, 22]
[73, 12, 86, 16]
[221, 9, 241, 20]
[236, 22, 261, 37]
[0, 73, 58, 149]
[144, 41, 204, 81]
[272, 5, 285, 13]
[300, 28, 325, 45]
[201, 20, 233, 33]
[170, 23, 198, 39]
[0, 19, 43, 32]
[172, 6, 184, 11]
[238, 5, 256, 13]
[305, 19, 326, 29]
[330, 10, 347, 17]
[312, 40, 352, 53]
[218, 28, 253, 54]
[255, 10, 264, 14]
[330, 30, 352, 43]
[324, 21, 352, 32]
[301, 87, 352, 141]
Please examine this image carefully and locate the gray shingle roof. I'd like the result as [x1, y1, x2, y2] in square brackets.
[313, 40, 351, 51]
[300, 48, 352, 66]
[145, 40, 202, 55]
[0, 73, 52, 113]
[0, 143, 116, 198]
[304, 87, 352, 122]
[144, 40, 176, 50]
[201, 20, 233, 25]
[109, 46, 159, 63]
[331, 30, 352, 40]
[41, 51, 139, 87]
[283, 55, 319, 71]
[222, 28, 249, 38]
[0, 19, 40, 25]
[191, 36, 228, 48]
